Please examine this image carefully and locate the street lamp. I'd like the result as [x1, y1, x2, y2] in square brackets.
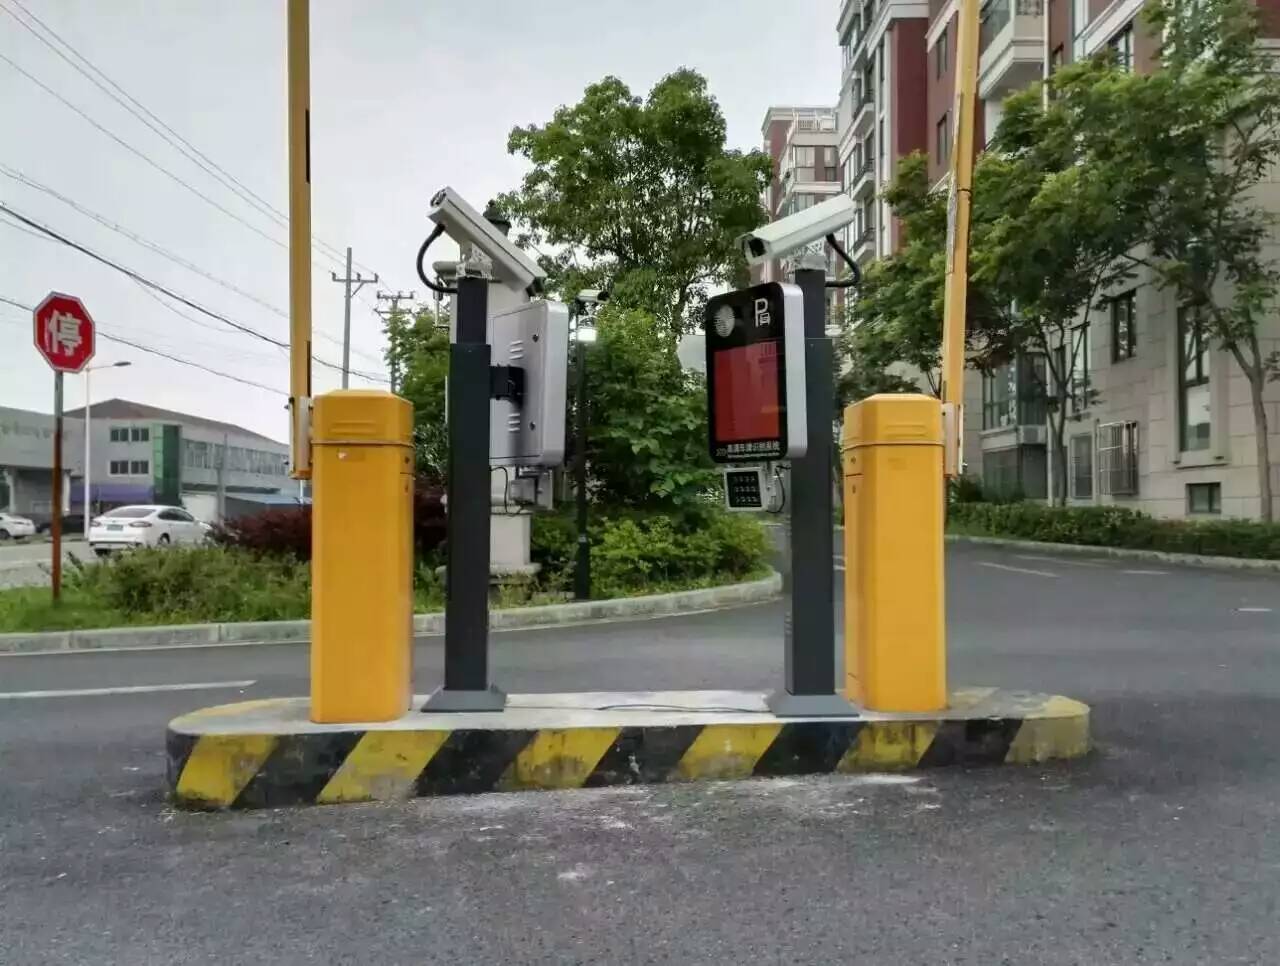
[83, 361, 132, 537]
[571, 302, 600, 600]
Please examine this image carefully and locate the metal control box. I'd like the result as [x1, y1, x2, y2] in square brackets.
[488, 299, 570, 467]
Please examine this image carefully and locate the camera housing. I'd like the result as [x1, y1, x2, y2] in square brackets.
[738, 194, 857, 267]
[427, 187, 546, 294]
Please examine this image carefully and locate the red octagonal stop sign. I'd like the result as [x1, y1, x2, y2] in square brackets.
[33, 291, 96, 374]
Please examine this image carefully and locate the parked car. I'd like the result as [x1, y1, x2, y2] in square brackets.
[0, 512, 37, 541]
[33, 513, 85, 536]
[88, 505, 207, 556]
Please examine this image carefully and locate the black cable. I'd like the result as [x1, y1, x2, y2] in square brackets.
[0, 203, 387, 383]
[416, 225, 457, 295]
[825, 233, 862, 290]
[768, 465, 787, 515]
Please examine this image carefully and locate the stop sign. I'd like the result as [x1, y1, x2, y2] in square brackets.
[33, 292, 96, 374]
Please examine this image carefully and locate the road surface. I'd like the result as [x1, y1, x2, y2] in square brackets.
[1, 542, 1278, 964]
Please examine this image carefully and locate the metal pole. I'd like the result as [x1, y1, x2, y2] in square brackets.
[287, 0, 312, 480]
[83, 367, 91, 538]
[341, 246, 352, 389]
[940, 0, 982, 476]
[574, 337, 591, 600]
[768, 267, 855, 717]
[424, 274, 504, 711]
[52, 371, 63, 605]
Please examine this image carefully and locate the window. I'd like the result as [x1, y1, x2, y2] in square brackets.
[936, 113, 951, 164]
[108, 459, 129, 476]
[1187, 482, 1221, 514]
[822, 146, 839, 182]
[185, 440, 211, 469]
[878, 39, 885, 84]
[1110, 291, 1137, 361]
[129, 460, 149, 475]
[878, 120, 885, 164]
[1178, 307, 1211, 452]
[130, 426, 150, 443]
[109, 427, 128, 443]
[936, 27, 948, 78]
[1073, 0, 1087, 37]
[1109, 23, 1134, 72]
[158, 509, 184, 521]
[1069, 433, 1094, 500]
[1097, 421, 1139, 496]
[862, 67, 874, 106]
[982, 364, 1015, 429]
[1070, 323, 1090, 413]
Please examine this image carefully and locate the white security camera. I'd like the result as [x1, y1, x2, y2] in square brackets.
[738, 194, 858, 267]
[576, 289, 610, 306]
[427, 187, 546, 294]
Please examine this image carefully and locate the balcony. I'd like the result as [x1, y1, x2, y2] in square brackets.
[851, 222, 876, 261]
[978, 0, 1044, 101]
[851, 87, 874, 137]
[850, 156, 876, 199]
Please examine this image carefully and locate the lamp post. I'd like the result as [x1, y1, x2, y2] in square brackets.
[83, 360, 132, 537]
[571, 312, 597, 600]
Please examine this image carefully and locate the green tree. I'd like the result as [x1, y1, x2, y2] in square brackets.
[580, 306, 717, 510]
[1131, 0, 1280, 520]
[500, 69, 772, 332]
[384, 305, 449, 480]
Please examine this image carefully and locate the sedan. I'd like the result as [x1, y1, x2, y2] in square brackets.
[0, 512, 37, 541]
[89, 505, 206, 556]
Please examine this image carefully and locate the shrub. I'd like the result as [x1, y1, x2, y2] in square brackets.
[65, 546, 309, 623]
[948, 502, 1280, 560]
[214, 481, 447, 562]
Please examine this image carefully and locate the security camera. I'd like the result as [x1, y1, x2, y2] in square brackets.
[738, 194, 858, 267]
[576, 288, 610, 305]
[427, 187, 546, 294]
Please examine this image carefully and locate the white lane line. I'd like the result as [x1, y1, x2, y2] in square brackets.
[976, 561, 1057, 578]
[1015, 554, 1106, 569]
[1122, 569, 1168, 576]
[1237, 607, 1273, 613]
[0, 680, 255, 700]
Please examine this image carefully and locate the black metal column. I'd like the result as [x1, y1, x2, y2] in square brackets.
[424, 274, 505, 711]
[768, 267, 855, 717]
[573, 337, 591, 600]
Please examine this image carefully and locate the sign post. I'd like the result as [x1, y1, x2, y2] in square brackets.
[33, 292, 96, 604]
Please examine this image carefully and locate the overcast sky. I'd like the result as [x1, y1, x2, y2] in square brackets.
[0, 0, 837, 441]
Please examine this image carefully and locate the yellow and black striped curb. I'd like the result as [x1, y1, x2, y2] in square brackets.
[167, 690, 1089, 809]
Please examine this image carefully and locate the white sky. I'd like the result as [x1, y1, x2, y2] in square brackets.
[0, 0, 837, 441]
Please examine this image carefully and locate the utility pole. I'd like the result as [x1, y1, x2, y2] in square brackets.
[375, 289, 415, 393]
[330, 248, 377, 389]
[215, 432, 227, 523]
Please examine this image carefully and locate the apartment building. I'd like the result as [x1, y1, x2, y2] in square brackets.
[755, 106, 842, 285]
[836, 0, 1280, 518]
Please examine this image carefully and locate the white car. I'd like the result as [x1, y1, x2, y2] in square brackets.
[0, 512, 37, 541]
[89, 505, 207, 556]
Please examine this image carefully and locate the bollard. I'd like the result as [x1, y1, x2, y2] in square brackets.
[311, 390, 414, 723]
[842, 393, 946, 712]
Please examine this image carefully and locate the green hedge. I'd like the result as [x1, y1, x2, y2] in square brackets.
[948, 502, 1280, 560]
[533, 509, 770, 599]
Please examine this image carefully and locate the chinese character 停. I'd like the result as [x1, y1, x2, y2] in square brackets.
[45, 310, 82, 357]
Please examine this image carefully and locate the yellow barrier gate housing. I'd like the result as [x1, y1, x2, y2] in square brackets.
[311, 390, 414, 723]
[842, 394, 947, 712]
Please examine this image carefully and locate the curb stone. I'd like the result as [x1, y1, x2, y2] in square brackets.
[945, 533, 1280, 573]
[0, 570, 782, 656]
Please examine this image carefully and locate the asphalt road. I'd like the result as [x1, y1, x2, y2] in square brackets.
[2, 542, 1278, 964]
[0, 537, 92, 589]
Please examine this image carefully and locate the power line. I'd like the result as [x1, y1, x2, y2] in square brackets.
[0, 203, 388, 383]
[0, 299, 286, 395]
[0, 163, 386, 368]
[0, 0, 381, 278]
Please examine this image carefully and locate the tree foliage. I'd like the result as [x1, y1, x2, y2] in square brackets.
[580, 306, 717, 510]
[383, 305, 449, 480]
[500, 69, 772, 332]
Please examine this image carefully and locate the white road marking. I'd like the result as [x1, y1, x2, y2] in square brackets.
[1122, 569, 1168, 576]
[976, 561, 1057, 578]
[1236, 607, 1273, 613]
[1016, 554, 1106, 569]
[0, 680, 255, 700]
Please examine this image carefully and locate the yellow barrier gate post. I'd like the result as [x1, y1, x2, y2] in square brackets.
[288, 1, 414, 723]
[842, 394, 946, 712]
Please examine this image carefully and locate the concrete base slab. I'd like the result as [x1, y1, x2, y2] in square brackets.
[166, 687, 1090, 810]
